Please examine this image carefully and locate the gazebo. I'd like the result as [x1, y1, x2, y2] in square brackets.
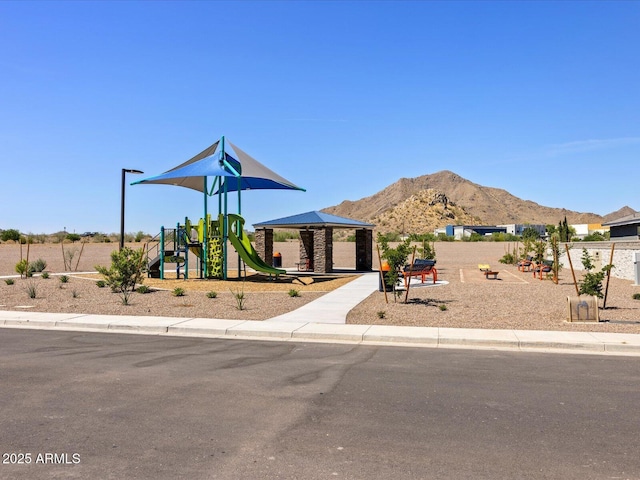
[253, 211, 375, 273]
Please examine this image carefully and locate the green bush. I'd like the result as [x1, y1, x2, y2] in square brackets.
[1, 229, 21, 242]
[172, 287, 185, 297]
[632, 293, 640, 301]
[578, 249, 612, 298]
[206, 291, 218, 299]
[136, 285, 151, 294]
[96, 280, 107, 288]
[5, 278, 15, 285]
[95, 246, 147, 305]
[15, 259, 29, 277]
[231, 284, 246, 310]
[376, 310, 386, 319]
[30, 258, 47, 273]
[288, 289, 300, 297]
[439, 304, 448, 311]
[273, 231, 299, 242]
[25, 281, 37, 299]
[41, 272, 50, 279]
[66, 233, 81, 243]
[499, 252, 516, 265]
[59, 275, 70, 284]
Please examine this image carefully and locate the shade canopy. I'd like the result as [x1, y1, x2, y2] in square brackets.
[132, 139, 304, 194]
[254, 211, 375, 230]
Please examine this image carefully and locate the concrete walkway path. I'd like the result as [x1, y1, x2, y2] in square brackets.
[268, 272, 379, 324]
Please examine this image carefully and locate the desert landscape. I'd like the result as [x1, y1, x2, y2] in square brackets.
[1, 241, 639, 333]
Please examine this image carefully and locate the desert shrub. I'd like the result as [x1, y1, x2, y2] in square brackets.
[96, 280, 107, 288]
[59, 275, 69, 284]
[5, 279, 15, 285]
[583, 232, 606, 242]
[288, 289, 300, 297]
[439, 304, 448, 311]
[172, 287, 185, 297]
[418, 240, 436, 260]
[273, 231, 299, 242]
[499, 252, 516, 265]
[521, 227, 540, 241]
[377, 310, 386, 319]
[66, 233, 81, 243]
[30, 258, 47, 273]
[633, 293, 640, 301]
[15, 260, 30, 278]
[25, 281, 37, 299]
[71, 289, 79, 298]
[462, 232, 485, 242]
[231, 284, 246, 310]
[41, 272, 50, 279]
[1, 229, 21, 242]
[95, 246, 147, 305]
[206, 291, 218, 299]
[437, 233, 455, 242]
[136, 285, 151, 294]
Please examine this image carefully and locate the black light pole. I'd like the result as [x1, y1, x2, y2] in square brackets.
[120, 168, 144, 250]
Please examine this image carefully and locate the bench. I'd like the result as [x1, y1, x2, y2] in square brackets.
[532, 261, 553, 280]
[484, 271, 499, 279]
[517, 257, 534, 272]
[402, 259, 437, 287]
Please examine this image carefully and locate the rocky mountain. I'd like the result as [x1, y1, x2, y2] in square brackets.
[322, 170, 635, 235]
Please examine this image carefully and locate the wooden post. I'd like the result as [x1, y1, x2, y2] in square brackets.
[404, 245, 417, 304]
[603, 243, 615, 309]
[565, 244, 579, 296]
[376, 243, 388, 304]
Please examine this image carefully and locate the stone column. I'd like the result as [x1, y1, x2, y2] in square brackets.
[313, 227, 333, 273]
[254, 228, 273, 265]
[299, 230, 314, 270]
[355, 229, 373, 271]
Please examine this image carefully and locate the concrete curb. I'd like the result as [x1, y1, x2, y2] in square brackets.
[2, 310, 640, 356]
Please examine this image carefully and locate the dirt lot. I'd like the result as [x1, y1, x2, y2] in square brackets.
[1, 241, 639, 332]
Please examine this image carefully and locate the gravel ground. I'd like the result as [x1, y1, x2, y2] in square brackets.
[1, 241, 639, 332]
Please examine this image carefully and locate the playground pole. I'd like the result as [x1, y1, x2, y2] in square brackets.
[160, 226, 165, 280]
[221, 136, 228, 280]
[237, 177, 242, 276]
[203, 176, 208, 279]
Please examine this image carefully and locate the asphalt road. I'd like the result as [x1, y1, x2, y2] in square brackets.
[1, 329, 639, 480]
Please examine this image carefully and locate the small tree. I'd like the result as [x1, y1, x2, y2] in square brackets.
[521, 227, 540, 241]
[578, 248, 613, 299]
[377, 233, 412, 301]
[95, 247, 147, 305]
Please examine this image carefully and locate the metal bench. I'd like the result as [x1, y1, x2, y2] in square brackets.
[402, 259, 437, 287]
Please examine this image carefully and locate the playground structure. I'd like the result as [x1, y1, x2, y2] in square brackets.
[134, 136, 304, 280]
[146, 213, 285, 280]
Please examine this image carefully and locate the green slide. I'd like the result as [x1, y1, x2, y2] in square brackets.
[224, 214, 286, 276]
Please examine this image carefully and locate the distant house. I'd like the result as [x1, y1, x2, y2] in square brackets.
[602, 212, 640, 240]
[442, 225, 506, 240]
[570, 223, 609, 239]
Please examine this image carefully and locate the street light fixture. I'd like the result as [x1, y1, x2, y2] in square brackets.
[120, 168, 144, 250]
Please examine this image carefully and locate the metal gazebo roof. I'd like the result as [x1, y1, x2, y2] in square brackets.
[254, 211, 375, 229]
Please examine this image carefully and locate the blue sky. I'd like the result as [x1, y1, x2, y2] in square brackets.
[1, 1, 638, 235]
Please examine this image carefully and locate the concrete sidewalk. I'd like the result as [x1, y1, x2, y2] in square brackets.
[268, 272, 380, 324]
[1, 309, 640, 356]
